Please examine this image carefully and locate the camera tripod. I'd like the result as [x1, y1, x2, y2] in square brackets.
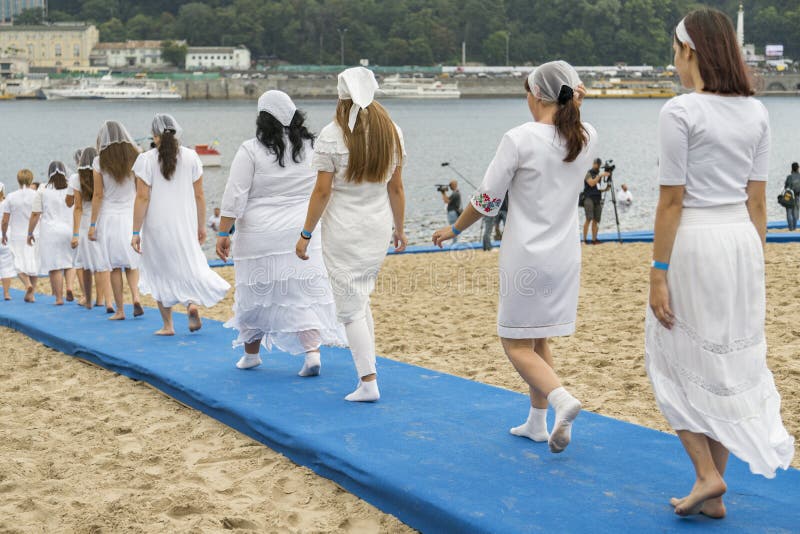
[602, 174, 623, 243]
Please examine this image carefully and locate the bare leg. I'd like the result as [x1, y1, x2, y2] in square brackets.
[502, 338, 561, 396]
[81, 269, 93, 309]
[672, 437, 729, 519]
[50, 269, 64, 305]
[236, 337, 263, 369]
[95, 272, 113, 311]
[19, 273, 35, 302]
[75, 268, 86, 305]
[187, 302, 202, 332]
[2, 277, 11, 300]
[125, 268, 143, 317]
[671, 431, 727, 516]
[592, 221, 599, 242]
[154, 302, 174, 335]
[108, 268, 125, 320]
[64, 268, 76, 301]
[582, 219, 590, 242]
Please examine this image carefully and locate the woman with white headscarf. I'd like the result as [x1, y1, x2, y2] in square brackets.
[131, 114, 229, 335]
[89, 120, 143, 320]
[217, 91, 344, 373]
[296, 68, 407, 402]
[27, 161, 76, 305]
[433, 61, 596, 453]
[0, 182, 16, 300]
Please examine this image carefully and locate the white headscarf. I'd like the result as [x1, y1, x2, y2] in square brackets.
[337, 67, 379, 132]
[527, 60, 582, 105]
[675, 18, 696, 50]
[0, 182, 5, 195]
[257, 90, 297, 127]
[78, 147, 97, 170]
[151, 113, 183, 140]
[97, 120, 137, 151]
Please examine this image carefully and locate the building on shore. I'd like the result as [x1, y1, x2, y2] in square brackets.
[0, 0, 45, 24]
[0, 23, 98, 70]
[185, 45, 250, 71]
[91, 40, 185, 70]
[0, 56, 29, 77]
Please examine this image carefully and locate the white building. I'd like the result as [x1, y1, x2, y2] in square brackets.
[0, 56, 29, 77]
[0, 0, 45, 23]
[185, 46, 250, 71]
[91, 40, 184, 69]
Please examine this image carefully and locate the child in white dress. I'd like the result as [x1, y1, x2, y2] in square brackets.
[89, 121, 143, 320]
[132, 114, 230, 335]
[1, 169, 39, 302]
[27, 162, 76, 305]
[434, 61, 596, 454]
[296, 68, 408, 402]
[0, 183, 15, 300]
[218, 91, 345, 374]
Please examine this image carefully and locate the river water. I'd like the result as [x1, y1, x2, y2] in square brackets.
[1, 97, 798, 250]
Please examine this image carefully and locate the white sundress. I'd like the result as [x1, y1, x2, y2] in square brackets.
[2, 187, 39, 276]
[0, 199, 15, 279]
[33, 186, 74, 273]
[92, 157, 140, 272]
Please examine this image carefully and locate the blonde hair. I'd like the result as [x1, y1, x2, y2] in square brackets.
[335, 100, 401, 184]
[17, 169, 33, 187]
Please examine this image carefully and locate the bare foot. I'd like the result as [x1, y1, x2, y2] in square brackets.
[3, 294, 10, 301]
[673, 477, 727, 516]
[66, 290, 74, 302]
[187, 304, 202, 332]
[154, 328, 175, 336]
[54, 300, 64, 306]
[671, 496, 724, 518]
[24, 287, 35, 303]
[133, 302, 144, 317]
[108, 312, 125, 321]
[78, 297, 86, 306]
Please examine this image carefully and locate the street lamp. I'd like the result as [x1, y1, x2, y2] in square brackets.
[504, 31, 511, 66]
[337, 28, 348, 66]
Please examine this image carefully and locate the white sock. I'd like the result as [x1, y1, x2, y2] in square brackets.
[344, 316, 377, 378]
[345, 379, 380, 402]
[510, 406, 549, 442]
[236, 353, 262, 370]
[298, 350, 321, 377]
[546, 387, 581, 453]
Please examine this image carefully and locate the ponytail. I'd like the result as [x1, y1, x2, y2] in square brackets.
[554, 97, 588, 163]
[158, 130, 179, 179]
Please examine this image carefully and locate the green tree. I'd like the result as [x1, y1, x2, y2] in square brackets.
[13, 8, 44, 25]
[408, 38, 434, 65]
[98, 18, 126, 42]
[175, 2, 220, 46]
[126, 14, 155, 40]
[482, 31, 509, 65]
[161, 40, 188, 68]
[81, 0, 121, 23]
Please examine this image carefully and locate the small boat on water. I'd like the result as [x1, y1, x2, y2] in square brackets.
[44, 74, 181, 100]
[194, 144, 222, 167]
[380, 75, 461, 99]
[585, 79, 676, 99]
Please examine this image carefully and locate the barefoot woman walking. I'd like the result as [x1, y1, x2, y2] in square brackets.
[646, 8, 794, 518]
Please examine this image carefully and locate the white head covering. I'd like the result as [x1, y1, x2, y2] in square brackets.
[97, 120, 137, 151]
[527, 60, 582, 105]
[337, 67, 379, 132]
[257, 90, 297, 127]
[73, 149, 83, 166]
[675, 18, 696, 50]
[78, 147, 97, 170]
[0, 182, 5, 195]
[151, 113, 183, 140]
[48, 161, 67, 179]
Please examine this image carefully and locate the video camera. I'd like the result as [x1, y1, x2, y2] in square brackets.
[603, 159, 615, 175]
[435, 184, 450, 193]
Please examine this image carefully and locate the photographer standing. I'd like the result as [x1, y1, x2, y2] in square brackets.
[784, 162, 800, 231]
[582, 158, 610, 244]
[440, 180, 462, 242]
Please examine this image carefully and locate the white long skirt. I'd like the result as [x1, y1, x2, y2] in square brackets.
[225, 231, 345, 355]
[0, 243, 15, 279]
[38, 223, 74, 273]
[645, 204, 795, 478]
[95, 204, 140, 272]
[8, 239, 39, 277]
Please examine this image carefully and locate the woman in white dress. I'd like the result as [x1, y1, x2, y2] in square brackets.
[88, 121, 143, 320]
[217, 91, 344, 375]
[70, 147, 112, 311]
[295, 68, 407, 402]
[1, 169, 39, 302]
[433, 61, 595, 454]
[27, 161, 76, 305]
[646, 9, 794, 518]
[66, 148, 86, 304]
[0, 183, 15, 300]
[131, 114, 230, 335]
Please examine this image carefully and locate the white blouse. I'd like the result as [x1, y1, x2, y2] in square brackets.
[2, 188, 36, 241]
[92, 156, 136, 208]
[658, 93, 770, 208]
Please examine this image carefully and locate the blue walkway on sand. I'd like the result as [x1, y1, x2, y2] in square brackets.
[1, 290, 797, 533]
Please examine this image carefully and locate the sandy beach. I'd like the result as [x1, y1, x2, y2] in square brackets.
[1, 241, 797, 532]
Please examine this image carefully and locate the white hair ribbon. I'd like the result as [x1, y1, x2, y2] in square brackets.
[675, 18, 696, 50]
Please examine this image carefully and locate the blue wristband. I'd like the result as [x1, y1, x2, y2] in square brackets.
[451, 224, 462, 236]
[300, 229, 312, 239]
[73, 233, 79, 237]
[651, 260, 669, 271]
[132, 231, 140, 236]
[90, 222, 96, 228]
[218, 231, 230, 237]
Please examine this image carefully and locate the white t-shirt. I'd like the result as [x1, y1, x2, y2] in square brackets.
[658, 93, 769, 208]
[617, 188, 633, 205]
[2, 187, 37, 241]
[92, 156, 136, 207]
[207, 214, 221, 230]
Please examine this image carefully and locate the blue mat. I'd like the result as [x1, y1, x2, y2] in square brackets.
[1, 290, 797, 533]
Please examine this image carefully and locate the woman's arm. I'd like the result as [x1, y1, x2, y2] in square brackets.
[746, 180, 767, 247]
[432, 203, 484, 247]
[26, 212, 41, 245]
[193, 177, 207, 245]
[1, 213, 9, 245]
[131, 177, 151, 254]
[215, 215, 236, 262]
[71, 190, 83, 249]
[649, 185, 684, 329]
[387, 166, 407, 252]
[295, 171, 334, 260]
[89, 170, 104, 241]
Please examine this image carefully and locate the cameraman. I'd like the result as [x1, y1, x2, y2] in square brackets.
[582, 158, 610, 244]
[440, 180, 462, 242]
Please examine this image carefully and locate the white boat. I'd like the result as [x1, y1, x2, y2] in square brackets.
[380, 75, 460, 99]
[44, 75, 181, 100]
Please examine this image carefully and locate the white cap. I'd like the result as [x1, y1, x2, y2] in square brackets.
[337, 67, 379, 131]
[257, 90, 297, 127]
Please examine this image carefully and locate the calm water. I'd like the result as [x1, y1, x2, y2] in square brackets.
[1, 98, 798, 251]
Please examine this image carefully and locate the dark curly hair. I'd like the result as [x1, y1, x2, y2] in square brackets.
[255, 110, 314, 167]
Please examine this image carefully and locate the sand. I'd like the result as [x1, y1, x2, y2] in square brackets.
[1, 242, 797, 532]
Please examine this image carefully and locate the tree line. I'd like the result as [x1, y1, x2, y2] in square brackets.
[16, 1, 800, 66]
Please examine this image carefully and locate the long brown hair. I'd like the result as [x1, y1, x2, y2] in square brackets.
[335, 100, 401, 184]
[78, 146, 97, 201]
[48, 173, 68, 190]
[99, 142, 139, 183]
[524, 78, 587, 163]
[678, 8, 754, 96]
[157, 130, 179, 179]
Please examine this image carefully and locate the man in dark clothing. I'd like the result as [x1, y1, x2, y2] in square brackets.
[441, 180, 462, 242]
[785, 162, 800, 231]
[583, 158, 610, 243]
